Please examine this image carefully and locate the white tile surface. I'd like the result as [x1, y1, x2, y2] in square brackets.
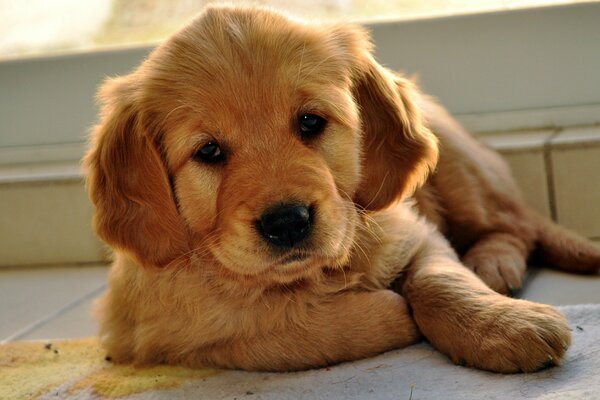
[0, 265, 108, 341]
[19, 294, 100, 340]
[520, 267, 600, 306]
[478, 129, 554, 152]
[1, 262, 596, 345]
[0, 161, 81, 184]
[550, 126, 600, 147]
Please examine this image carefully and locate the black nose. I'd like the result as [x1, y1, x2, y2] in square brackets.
[258, 203, 312, 248]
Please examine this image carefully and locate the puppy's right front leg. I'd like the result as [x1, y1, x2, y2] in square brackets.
[192, 290, 420, 371]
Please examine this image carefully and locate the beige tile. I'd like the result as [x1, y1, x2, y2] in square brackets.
[0, 179, 106, 266]
[550, 131, 600, 238]
[520, 267, 600, 306]
[0, 265, 108, 341]
[498, 150, 551, 218]
[479, 130, 554, 218]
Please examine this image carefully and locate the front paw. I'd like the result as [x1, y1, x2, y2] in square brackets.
[450, 299, 571, 373]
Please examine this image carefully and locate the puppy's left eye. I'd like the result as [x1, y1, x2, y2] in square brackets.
[299, 114, 327, 138]
[194, 141, 225, 164]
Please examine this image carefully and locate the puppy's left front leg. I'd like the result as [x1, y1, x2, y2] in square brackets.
[403, 235, 571, 373]
[192, 290, 420, 371]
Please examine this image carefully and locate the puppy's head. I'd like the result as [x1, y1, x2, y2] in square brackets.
[85, 6, 438, 283]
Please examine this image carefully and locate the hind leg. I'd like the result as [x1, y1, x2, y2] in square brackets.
[462, 232, 529, 294]
[419, 98, 539, 295]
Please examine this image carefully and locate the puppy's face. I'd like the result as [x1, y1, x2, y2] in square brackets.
[86, 6, 438, 284]
[160, 9, 363, 280]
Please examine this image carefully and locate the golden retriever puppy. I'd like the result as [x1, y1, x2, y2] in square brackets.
[85, 5, 600, 373]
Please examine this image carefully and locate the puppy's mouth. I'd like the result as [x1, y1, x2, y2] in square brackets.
[278, 251, 311, 265]
[267, 248, 349, 272]
[267, 250, 320, 270]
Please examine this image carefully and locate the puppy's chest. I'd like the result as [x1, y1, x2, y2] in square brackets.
[348, 207, 430, 290]
[203, 251, 415, 339]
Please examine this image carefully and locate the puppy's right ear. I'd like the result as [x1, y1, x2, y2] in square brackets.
[84, 77, 189, 267]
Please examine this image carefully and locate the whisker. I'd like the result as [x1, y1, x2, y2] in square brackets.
[362, 171, 390, 210]
[166, 229, 222, 270]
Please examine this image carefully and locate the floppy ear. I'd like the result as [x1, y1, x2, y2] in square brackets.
[84, 77, 189, 267]
[338, 27, 439, 210]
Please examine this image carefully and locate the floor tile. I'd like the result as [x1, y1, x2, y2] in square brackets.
[520, 267, 600, 306]
[19, 293, 101, 341]
[0, 265, 108, 341]
[2, 260, 597, 344]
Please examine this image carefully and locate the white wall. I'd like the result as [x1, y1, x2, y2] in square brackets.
[1, 2, 600, 164]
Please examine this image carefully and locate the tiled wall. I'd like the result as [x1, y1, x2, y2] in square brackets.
[550, 127, 600, 239]
[0, 127, 598, 267]
[480, 126, 600, 241]
[0, 164, 107, 267]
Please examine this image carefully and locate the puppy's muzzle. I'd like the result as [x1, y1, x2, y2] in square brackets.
[258, 203, 313, 248]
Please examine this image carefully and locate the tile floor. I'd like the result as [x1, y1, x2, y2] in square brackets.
[1, 262, 599, 343]
[0, 264, 108, 342]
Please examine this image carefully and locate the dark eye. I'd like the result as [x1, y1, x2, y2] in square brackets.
[299, 114, 327, 138]
[194, 141, 224, 164]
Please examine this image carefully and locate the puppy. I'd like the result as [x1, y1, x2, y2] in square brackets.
[85, 5, 600, 373]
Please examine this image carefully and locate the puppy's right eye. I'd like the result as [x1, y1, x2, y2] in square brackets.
[194, 141, 225, 164]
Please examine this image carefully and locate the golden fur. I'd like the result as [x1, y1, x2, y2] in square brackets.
[85, 6, 600, 373]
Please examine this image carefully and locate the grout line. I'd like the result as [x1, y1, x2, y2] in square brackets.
[0, 284, 106, 343]
[543, 129, 561, 222]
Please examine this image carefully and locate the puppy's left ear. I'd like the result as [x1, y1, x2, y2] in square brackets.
[333, 26, 439, 210]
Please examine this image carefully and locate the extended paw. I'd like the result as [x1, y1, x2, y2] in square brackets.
[450, 300, 571, 373]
